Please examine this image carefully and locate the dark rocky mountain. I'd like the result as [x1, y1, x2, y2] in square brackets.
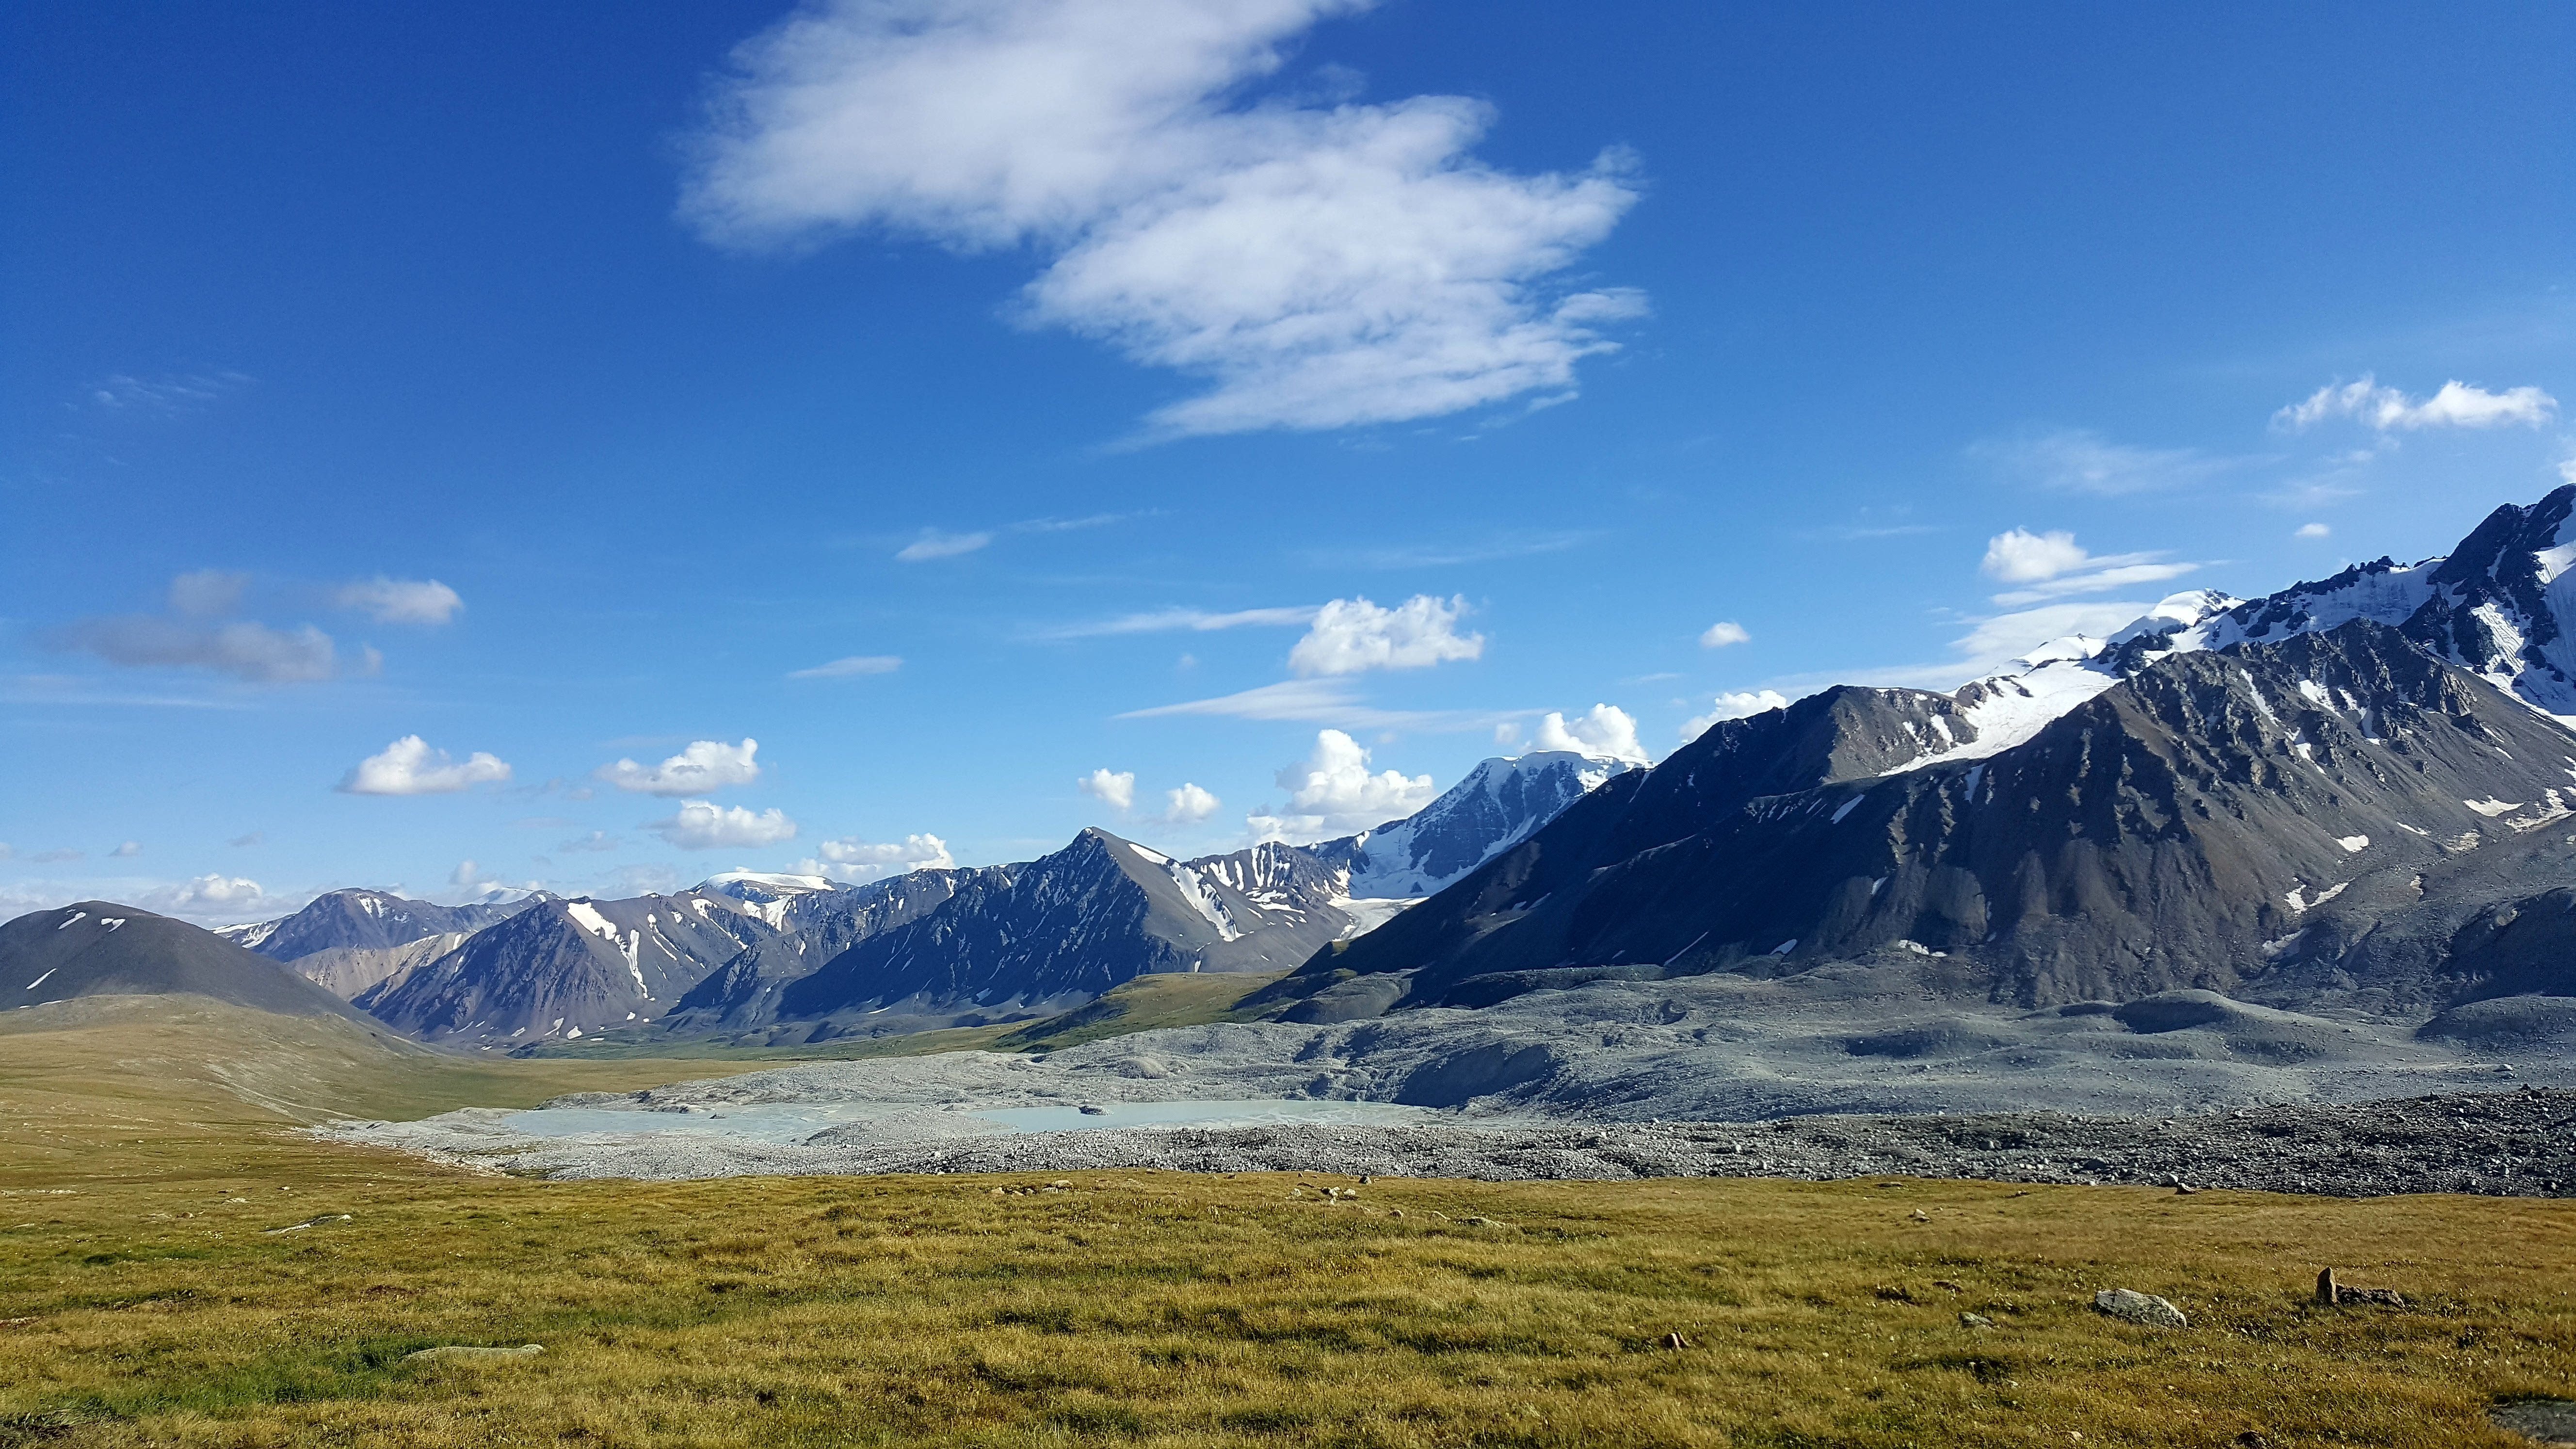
[289, 932, 475, 1000]
[2, 902, 371, 1020]
[666, 867, 999, 1032]
[217, 888, 533, 962]
[773, 829, 1360, 1027]
[1311, 749, 1642, 899]
[1261, 617, 2576, 1018]
[360, 891, 776, 1043]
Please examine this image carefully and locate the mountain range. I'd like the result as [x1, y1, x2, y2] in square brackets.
[1257, 485, 2576, 1023]
[12, 486, 2576, 1054]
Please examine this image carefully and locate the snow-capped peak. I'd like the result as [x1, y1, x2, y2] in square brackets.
[1336, 749, 1643, 899]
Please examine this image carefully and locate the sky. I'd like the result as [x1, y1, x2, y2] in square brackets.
[3, 0, 2572, 923]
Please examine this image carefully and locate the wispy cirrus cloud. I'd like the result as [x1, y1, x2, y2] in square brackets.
[1041, 605, 1318, 640]
[1971, 428, 2237, 496]
[681, 0, 1642, 438]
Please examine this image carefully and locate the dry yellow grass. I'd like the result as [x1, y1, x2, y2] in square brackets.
[3, 1000, 2574, 1446]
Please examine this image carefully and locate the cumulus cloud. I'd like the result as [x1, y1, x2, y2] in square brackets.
[1530, 703, 1647, 763]
[57, 613, 344, 684]
[1079, 768, 1137, 811]
[1972, 429, 2231, 497]
[682, 0, 1642, 437]
[1158, 782, 1221, 824]
[337, 736, 514, 795]
[1698, 620, 1750, 649]
[168, 570, 250, 618]
[162, 873, 268, 912]
[650, 800, 799, 850]
[788, 654, 903, 679]
[1288, 595, 1482, 676]
[1680, 690, 1791, 741]
[2275, 375, 2557, 432]
[1246, 728, 1436, 841]
[2297, 522, 2332, 540]
[1978, 528, 2198, 606]
[334, 576, 465, 625]
[597, 738, 762, 797]
[895, 529, 993, 562]
[792, 832, 956, 884]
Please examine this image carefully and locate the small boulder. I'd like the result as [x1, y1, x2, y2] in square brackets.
[2093, 1288, 2188, 1328]
[1960, 1312, 1995, 1329]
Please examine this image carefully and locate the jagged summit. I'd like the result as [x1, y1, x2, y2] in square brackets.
[1318, 748, 1643, 900]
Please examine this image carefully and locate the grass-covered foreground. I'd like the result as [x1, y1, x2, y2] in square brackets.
[4, 1002, 2575, 1446]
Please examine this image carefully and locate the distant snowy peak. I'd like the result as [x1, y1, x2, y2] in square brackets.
[695, 871, 846, 930]
[2164, 485, 2576, 722]
[1333, 748, 1643, 899]
[1876, 591, 2244, 776]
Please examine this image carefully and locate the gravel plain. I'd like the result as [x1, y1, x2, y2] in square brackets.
[321, 967, 2576, 1195]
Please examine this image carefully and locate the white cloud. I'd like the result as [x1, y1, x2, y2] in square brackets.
[2296, 522, 2332, 540]
[58, 613, 344, 684]
[788, 654, 902, 679]
[1698, 620, 1750, 649]
[1948, 603, 2156, 677]
[682, 0, 1641, 437]
[596, 738, 761, 797]
[1118, 677, 1454, 729]
[2276, 375, 2557, 432]
[1530, 703, 1647, 763]
[1043, 605, 1317, 638]
[1978, 528, 2198, 606]
[109, 841, 141, 858]
[334, 576, 464, 625]
[1980, 529, 2091, 583]
[895, 529, 993, 562]
[1246, 728, 1435, 841]
[1972, 429, 2230, 496]
[794, 832, 956, 884]
[159, 873, 269, 914]
[1288, 594, 1482, 676]
[1079, 768, 1137, 811]
[1680, 689, 1791, 741]
[1159, 782, 1221, 824]
[559, 830, 620, 853]
[650, 800, 799, 850]
[337, 736, 513, 795]
[168, 570, 249, 618]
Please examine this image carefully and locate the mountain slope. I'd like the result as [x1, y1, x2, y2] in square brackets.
[1268, 618, 2576, 1014]
[775, 830, 1357, 1023]
[361, 892, 776, 1043]
[219, 889, 532, 962]
[2, 903, 372, 1020]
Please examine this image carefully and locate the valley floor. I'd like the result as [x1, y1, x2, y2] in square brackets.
[5, 1001, 2576, 1445]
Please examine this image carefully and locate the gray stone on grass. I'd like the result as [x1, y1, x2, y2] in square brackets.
[2093, 1288, 2188, 1328]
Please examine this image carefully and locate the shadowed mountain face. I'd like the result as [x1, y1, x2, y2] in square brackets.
[1268, 620, 2576, 1015]
[1, 903, 370, 1020]
[775, 830, 1359, 1022]
[219, 889, 533, 962]
[361, 892, 776, 1043]
[668, 868, 999, 1030]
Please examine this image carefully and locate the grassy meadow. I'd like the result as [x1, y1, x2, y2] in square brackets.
[3, 999, 2575, 1446]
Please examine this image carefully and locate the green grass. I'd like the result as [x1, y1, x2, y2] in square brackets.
[995, 970, 1283, 1052]
[3, 998, 2574, 1446]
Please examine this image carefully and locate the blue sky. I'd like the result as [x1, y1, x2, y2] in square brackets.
[4, 1, 2571, 921]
